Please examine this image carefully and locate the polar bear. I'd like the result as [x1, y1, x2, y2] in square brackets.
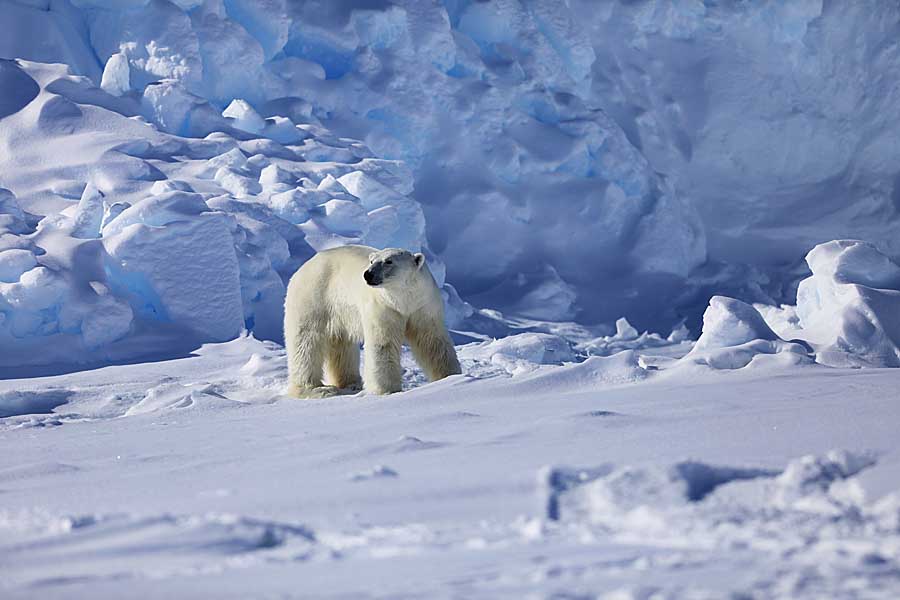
[284, 245, 461, 397]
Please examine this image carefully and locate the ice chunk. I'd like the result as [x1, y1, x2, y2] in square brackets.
[104, 213, 244, 342]
[693, 296, 779, 351]
[215, 167, 262, 197]
[576, 318, 685, 358]
[258, 163, 294, 187]
[100, 52, 130, 96]
[76, 287, 134, 348]
[268, 187, 318, 224]
[191, 2, 267, 103]
[336, 170, 399, 210]
[796, 240, 900, 367]
[317, 199, 366, 235]
[141, 80, 201, 135]
[222, 99, 265, 134]
[805, 239, 900, 289]
[684, 296, 810, 369]
[202, 147, 249, 177]
[0, 267, 68, 337]
[150, 179, 193, 195]
[613, 318, 639, 341]
[316, 174, 352, 198]
[101, 191, 209, 237]
[775, 450, 876, 512]
[458, 332, 574, 376]
[70, 183, 105, 239]
[262, 116, 304, 144]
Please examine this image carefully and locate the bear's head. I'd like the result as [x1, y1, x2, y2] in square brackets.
[364, 248, 435, 315]
[364, 248, 425, 290]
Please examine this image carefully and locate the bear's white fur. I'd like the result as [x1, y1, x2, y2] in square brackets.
[284, 245, 461, 397]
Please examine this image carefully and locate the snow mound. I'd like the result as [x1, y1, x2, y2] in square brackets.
[684, 296, 811, 369]
[510, 350, 648, 393]
[796, 240, 900, 367]
[543, 450, 892, 595]
[2, 511, 317, 582]
[0, 389, 72, 419]
[457, 332, 575, 376]
[546, 450, 877, 527]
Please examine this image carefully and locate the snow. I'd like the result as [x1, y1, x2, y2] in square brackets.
[795, 240, 900, 367]
[2, 335, 900, 598]
[222, 98, 265, 134]
[1, 3, 899, 329]
[99, 52, 129, 97]
[3, 2, 900, 596]
[684, 295, 811, 370]
[0, 59, 436, 370]
[457, 332, 575, 376]
[0, 0, 713, 330]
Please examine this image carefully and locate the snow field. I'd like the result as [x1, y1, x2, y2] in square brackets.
[2, 334, 900, 598]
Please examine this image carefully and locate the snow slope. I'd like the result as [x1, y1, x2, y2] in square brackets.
[2, 335, 900, 599]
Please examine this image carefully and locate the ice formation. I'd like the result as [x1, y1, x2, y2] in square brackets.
[0, 60, 431, 368]
[795, 240, 900, 367]
[684, 296, 811, 370]
[679, 240, 900, 370]
[0, 0, 710, 340]
[457, 332, 575, 376]
[4, 1, 900, 368]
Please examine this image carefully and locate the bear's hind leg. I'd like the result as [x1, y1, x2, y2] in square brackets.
[325, 336, 363, 391]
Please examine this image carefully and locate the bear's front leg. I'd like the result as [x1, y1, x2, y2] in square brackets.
[363, 310, 405, 394]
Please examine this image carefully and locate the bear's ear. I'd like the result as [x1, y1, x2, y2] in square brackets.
[368, 252, 376, 263]
[413, 253, 425, 270]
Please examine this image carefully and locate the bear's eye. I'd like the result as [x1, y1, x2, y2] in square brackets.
[385, 259, 393, 265]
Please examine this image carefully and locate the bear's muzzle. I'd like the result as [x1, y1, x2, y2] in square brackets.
[363, 269, 382, 286]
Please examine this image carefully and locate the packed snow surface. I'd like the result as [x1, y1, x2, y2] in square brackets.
[2, 335, 900, 599]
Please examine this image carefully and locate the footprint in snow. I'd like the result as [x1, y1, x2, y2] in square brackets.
[390, 435, 446, 453]
[349, 465, 398, 481]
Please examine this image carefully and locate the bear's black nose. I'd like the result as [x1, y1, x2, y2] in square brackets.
[364, 270, 376, 285]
